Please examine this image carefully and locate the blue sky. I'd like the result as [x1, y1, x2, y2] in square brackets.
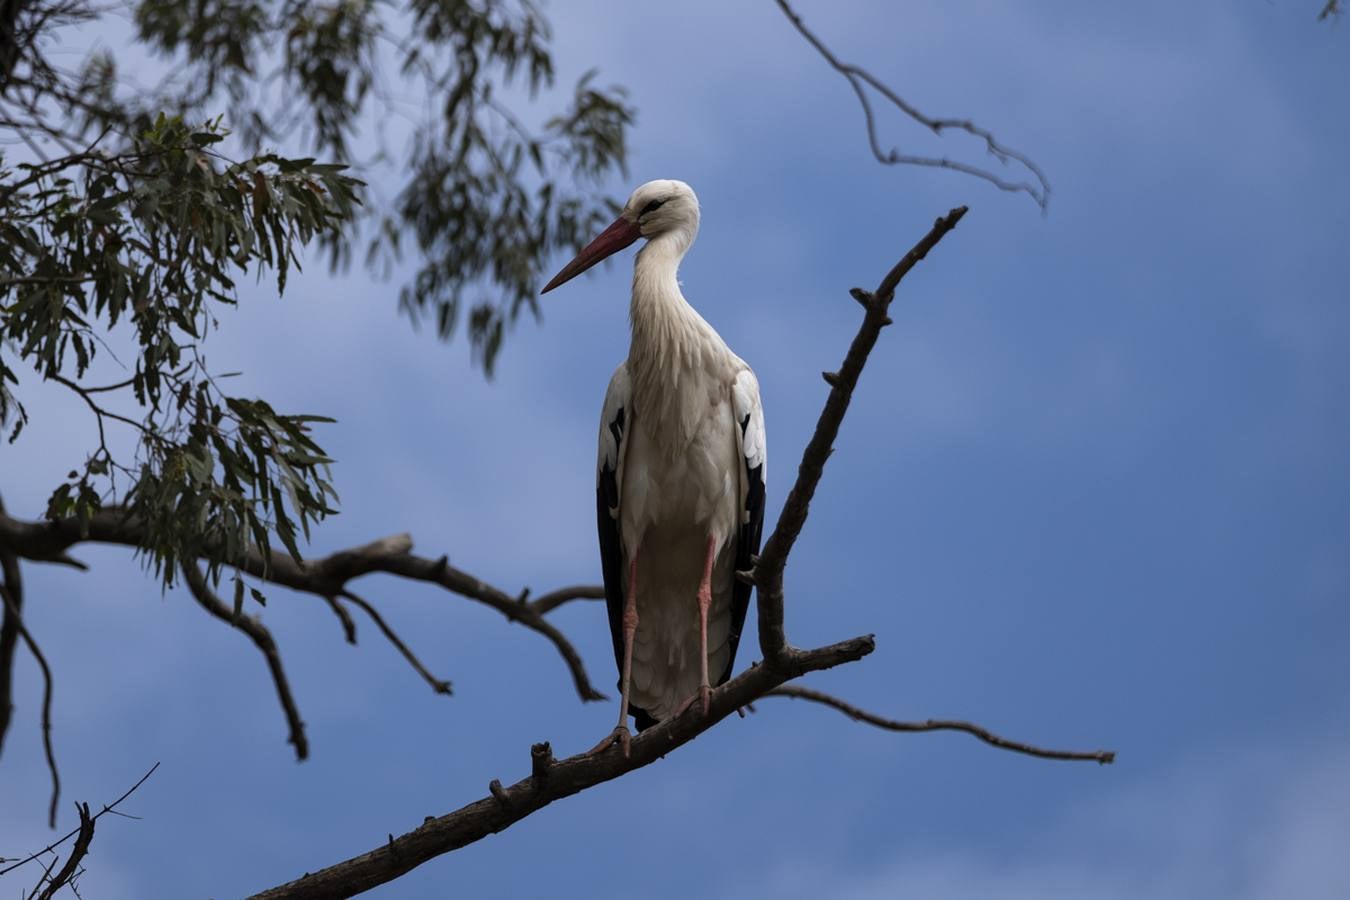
[2, 1, 1348, 897]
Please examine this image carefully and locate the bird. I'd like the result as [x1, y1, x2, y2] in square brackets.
[541, 179, 766, 755]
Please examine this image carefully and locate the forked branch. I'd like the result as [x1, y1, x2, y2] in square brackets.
[776, 0, 1050, 210]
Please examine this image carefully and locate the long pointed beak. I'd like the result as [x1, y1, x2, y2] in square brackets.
[540, 215, 642, 294]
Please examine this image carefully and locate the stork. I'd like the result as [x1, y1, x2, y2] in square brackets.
[541, 179, 767, 755]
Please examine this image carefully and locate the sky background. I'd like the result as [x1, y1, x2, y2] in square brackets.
[3, 1, 1349, 897]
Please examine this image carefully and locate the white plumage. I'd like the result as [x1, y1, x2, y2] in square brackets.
[543, 179, 767, 749]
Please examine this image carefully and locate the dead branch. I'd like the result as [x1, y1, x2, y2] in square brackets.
[181, 564, 310, 761]
[32, 801, 92, 900]
[0, 516, 607, 705]
[339, 590, 452, 695]
[764, 685, 1116, 764]
[776, 0, 1050, 210]
[245, 636, 874, 900]
[0, 575, 60, 828]
[0, 494, 21, 757]
[0, 762, 157, 880]
[245, 206, 972, 899]
[755, 206, 969, 665]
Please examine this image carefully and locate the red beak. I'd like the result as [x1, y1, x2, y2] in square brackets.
[540, 215, 642, 294]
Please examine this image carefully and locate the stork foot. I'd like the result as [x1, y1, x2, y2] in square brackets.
[587, 725, 632, 758]
[672, 684, 713, 720]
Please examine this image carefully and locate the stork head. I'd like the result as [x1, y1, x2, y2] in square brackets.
[540, 179, 700, 294]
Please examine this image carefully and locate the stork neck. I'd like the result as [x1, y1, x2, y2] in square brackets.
[627, 232, 718, 378]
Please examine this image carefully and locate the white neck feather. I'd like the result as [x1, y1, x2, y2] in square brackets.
[628, 230, 719, 372]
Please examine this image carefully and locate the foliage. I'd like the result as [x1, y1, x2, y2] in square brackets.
[0, 0, 632, 584]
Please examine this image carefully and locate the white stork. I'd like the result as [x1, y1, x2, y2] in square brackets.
[541, 179, 767, 754]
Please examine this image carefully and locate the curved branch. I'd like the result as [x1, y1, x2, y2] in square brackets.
[526, 584, 605, 617]
[0, 495, 21, 756]
[339, 590, 451, 695]
[0, 577, 61, 827]
[776, 0, 1049, 210]
[764, 685, 1115, 764]
[181, 564, 309, 761]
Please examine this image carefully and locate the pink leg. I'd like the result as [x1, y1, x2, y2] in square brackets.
[696, 535, 716, 715]
[590, 550, 639, 757]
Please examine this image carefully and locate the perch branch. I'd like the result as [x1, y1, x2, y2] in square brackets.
[764, 685, 1115, 764]
[776, 0, 1049, 209]
[245, 635, 876, 900]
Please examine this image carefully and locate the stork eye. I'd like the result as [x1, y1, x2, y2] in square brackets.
[640, 198, 667, 216]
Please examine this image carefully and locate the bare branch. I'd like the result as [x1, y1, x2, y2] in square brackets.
[0, 762, 159, 878]
[526, 585, 605, 617]
[338, 590, 452, 695]
[764, 685, 1116, 764]
[755, 206, 969, 665]
[245, 635, 875, 900]
[0, 518, 606, 703]
[0, 574, 61, 828]
[33, 801, 93, 900]
[0, 495, 21, 757]
[1321, 1, 1341, 21]
[776, 0, 1049, 210]
[181, 564, 309, 761]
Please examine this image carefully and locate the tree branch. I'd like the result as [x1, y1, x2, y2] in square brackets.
[755, 206, 969, 665]
[0, 494, 21, 757]
[181, 563, 310, 761]
[0, 762, 158, 879]
[0, 518, 606, 704]
[0, 569, 61, 828]
[338, 590, 452, 695]
[776, 0, 1049, 210]
[32, 801, 92, 900]
[763, 685, 1115, 764]
[245, 635, 876, 900]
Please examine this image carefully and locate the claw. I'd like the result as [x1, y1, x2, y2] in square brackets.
[587, 725, 632, 758]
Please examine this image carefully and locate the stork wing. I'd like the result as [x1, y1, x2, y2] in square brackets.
[722, 366, 767, 684]
[596, 364, 631, 687]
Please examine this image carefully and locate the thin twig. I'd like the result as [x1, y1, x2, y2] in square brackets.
[775, 0, 1049, 210]
[0, 762, 159, 878]
[526, 585, 605, 617]
[339, 590, 451, 695]
[181, 564, 309, 760]
[764, 685, 1115, 764]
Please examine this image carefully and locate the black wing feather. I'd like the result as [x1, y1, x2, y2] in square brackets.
[719, 413, 766, 686]
[596, 405, 658, 731]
